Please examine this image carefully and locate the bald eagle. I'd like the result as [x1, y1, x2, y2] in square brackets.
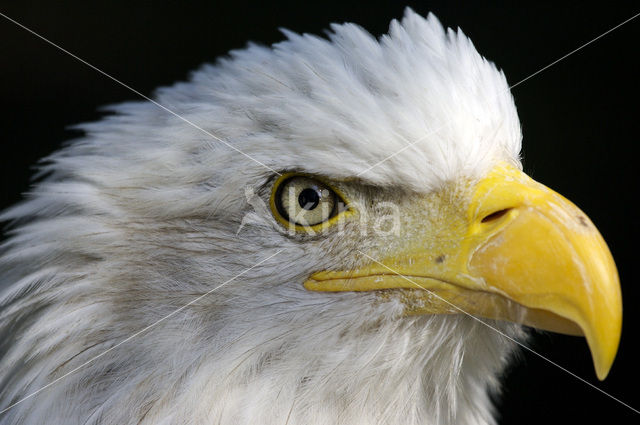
[0, 9, 622, 425]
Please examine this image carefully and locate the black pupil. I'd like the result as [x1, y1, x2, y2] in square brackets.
[298, 188, 321, 210]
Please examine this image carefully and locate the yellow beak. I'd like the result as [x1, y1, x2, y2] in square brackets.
[305, 164, 622, 380]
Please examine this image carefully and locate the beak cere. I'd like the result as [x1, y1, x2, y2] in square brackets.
[305, 163, 622, 380]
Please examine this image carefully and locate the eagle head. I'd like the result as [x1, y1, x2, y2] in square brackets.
[0, 9, 621, 425]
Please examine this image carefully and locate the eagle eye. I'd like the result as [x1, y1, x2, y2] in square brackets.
[271, 175, 346, 228]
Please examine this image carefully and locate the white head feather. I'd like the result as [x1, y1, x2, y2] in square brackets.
[0, 9, 525, 425]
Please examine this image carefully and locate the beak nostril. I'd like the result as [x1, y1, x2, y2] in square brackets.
[481, 208, 511, 223]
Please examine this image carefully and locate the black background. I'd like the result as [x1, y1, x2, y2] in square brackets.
[0, 1, 638, 424]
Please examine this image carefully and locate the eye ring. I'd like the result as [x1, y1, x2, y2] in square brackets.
[270, 173, 350, 230]
[275, 177, 335, 224]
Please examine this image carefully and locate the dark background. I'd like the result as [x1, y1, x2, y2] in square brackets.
[1, 1, 638, 423]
